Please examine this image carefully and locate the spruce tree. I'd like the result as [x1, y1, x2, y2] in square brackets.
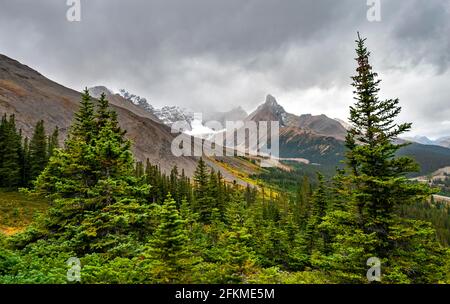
[31, 90, 150, 254]
[320, 33, 447, 283]
[193, 157, 211, 222]
[144, 194, 192, 283]
[72, 88, 96, 142]
[0, 114, 22, 188]
[29, 120, 48, 182]
[221, 195, 256, 282]
[295, 175, 312, 227]
[47, 126, 59, 159]
[304, 173, 328, 255]
[346, 33, 429, 253]
[20, 137, 30, 186]
[135, 161, 144, 177]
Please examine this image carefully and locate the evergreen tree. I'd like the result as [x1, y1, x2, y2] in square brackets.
[29, 120, 48, 182]
[72, 88, 95, 142]
[96, 92, 111, 129]
[193, 157, 212, 222]
[47, 126, 59, 159]
[135, 161, 144, 178]
[221, 196, 256, 282]
[0, 114, 22, 188]
[295, 175, 312, 227]
[304, 173, 328, 255]
[169, 166, 179, 203]
[144, 194, 193, 283]
[20, 137, 30, 186]
[31, 90, 150, 254]
[320, 33, 447, 283]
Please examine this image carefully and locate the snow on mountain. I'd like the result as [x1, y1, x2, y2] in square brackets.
[153, 106, 194, 127]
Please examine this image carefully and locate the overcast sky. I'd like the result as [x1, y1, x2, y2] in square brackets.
[0, 0, 449, 138]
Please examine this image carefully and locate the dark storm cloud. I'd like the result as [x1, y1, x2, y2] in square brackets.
[0, 0, 449, 137]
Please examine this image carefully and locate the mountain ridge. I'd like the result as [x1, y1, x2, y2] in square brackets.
[0, 54, 198, 175]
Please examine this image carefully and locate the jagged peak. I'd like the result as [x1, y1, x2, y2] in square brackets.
[265, 94, 278, 106]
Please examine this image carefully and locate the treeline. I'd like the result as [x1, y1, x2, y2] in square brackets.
[0, 114, 58, 188]
[400, 199, 450, 246]
[135, 157, 258, 221]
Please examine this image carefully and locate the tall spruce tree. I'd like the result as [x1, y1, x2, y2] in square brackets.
[346, 33, 429, 253]
[319, 33, 447, 283]
[193, 157, 212, 222]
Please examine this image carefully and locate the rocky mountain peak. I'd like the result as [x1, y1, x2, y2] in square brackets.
[246, 94, 287, 126]
[263, 94, 286, 115]
[265, 94, 278, 106]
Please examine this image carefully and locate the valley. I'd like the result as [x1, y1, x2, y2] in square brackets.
[1, 34, 450, 284]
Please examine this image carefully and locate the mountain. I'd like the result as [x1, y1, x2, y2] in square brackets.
[247, 94, 288, 126]
[436, 136, 450, 148]
[0, 54, 198, 175]
[153, 106, 194, 127]
[403, 135, 435, 146]
[88, 86, 162, 123]
[397, 143, 450, 176]
[403, 135, 450, 149]
[334, 118, 351, 131]
[278, 126, 345, 165]
[248, 95, 347, 140]
[246, 94, 450, 174]
[245, 95, 346, 165]
[116, 88, 194, 128]
[0, 54, 265, 183]
[3, 53, 449, 178]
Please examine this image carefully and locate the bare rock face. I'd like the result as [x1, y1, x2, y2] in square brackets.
[0, 54, 198, 175]
[153, 106, 194, 127]
[88, 86, 162, 124]
[244, 94, 346, 164]
[247, 94, 288, 126]
[247, 94, 347, 140]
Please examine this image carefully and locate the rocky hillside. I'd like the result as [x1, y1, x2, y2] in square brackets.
[246, 94, 450, 173]
[0, 54, 198, 175]
[244, 95, 346, 164]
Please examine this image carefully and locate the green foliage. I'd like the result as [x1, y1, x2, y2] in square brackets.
[141, 194, 197, 283]
[0, 114, 22, 188]
[0, 114, 59, 188]
[29, 120, 48, 181]
[0, 190, 48, 234]
[316, 33, 447, 283]
[0, 36, 449, 284]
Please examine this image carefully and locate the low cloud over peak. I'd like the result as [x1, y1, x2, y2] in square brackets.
[0, 0, 449, 137]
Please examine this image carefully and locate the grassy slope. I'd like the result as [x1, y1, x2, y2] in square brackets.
[0, 190, 48, 235]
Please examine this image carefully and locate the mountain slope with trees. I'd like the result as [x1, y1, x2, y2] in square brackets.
[0, 34, 448, 284]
